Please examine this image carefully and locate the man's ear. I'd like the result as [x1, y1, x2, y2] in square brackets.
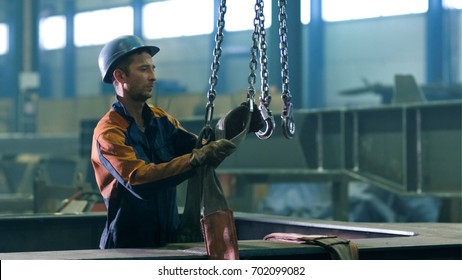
[113, 69, 126, 83]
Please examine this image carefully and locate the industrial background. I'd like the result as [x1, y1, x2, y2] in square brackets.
[0, 0, 461, 259]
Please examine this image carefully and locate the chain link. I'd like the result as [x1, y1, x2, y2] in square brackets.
[206, 0, 227, 125]
[278, 0, 295, 139]
[198, 0, 227, 144]
[247, 1, 259, 103]
[257, 0, 270, 109]
[204, 0, 294, 140]
[251, 0, 275, 140]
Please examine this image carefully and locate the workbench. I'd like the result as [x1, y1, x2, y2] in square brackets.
[0, 212, 460, 260]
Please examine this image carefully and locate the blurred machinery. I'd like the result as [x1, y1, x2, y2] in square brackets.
[0, 84, 460, 259]
[0, 90, 460, 220]
[340, 75, 462, 104]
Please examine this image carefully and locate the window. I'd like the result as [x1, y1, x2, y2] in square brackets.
[74, 6, 133, 47]
[443, 0, 462, 9]
[0, 23, 8, 55]
[39, 15, 66, 50]
[143, 0, 213, 39]
[323, 0, 428, 22]
[225, 0, 272, 32]
[301, 0, 311, 24]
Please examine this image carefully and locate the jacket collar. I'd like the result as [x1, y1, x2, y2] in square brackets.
[111, 96, 154, 124]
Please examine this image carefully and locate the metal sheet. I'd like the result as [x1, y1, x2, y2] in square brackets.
[0, 213, 460, 260]
[345, 101, 461, 195]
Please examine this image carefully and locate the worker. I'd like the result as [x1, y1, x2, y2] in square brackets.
[91, 35, 236, 249]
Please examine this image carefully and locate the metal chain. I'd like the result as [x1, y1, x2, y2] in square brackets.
[247, 0, 259, 107]
[278, 0, 295, 139]
[200, 0, 227, 143]
[206, 0, 227, 126]
[252, 0, 275, 140]
[197, 0, 226, 145]
[203, 0, 294, 141]
[258, 0, 270, 110]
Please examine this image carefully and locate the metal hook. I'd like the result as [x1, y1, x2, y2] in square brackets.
[197, 124, 214, 147]
[204, 102, 214, 124]
[255, 104, 275, 140]
[197, 102, 215, 146]
[282, 115, 295, 139]
[281, 102, 295, 139]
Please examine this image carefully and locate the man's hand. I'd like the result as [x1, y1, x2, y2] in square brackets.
[190, 139, 236, 167]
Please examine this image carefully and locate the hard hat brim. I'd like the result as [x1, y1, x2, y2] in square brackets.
[102, 45, 159, 83]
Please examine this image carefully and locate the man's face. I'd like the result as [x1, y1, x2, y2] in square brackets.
[122, 52, 156, 102]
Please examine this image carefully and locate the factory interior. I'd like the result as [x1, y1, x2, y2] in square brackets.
[0, 0, 461, 260]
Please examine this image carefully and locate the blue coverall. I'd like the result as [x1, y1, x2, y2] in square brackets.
[91, 97, 196, 248]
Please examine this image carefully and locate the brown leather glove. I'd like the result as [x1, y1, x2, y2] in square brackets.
[190, 139, 236, 167]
